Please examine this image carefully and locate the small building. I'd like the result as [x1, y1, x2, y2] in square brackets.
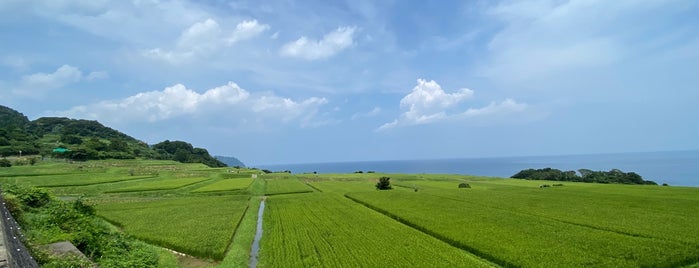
[52, 148, 70, 153]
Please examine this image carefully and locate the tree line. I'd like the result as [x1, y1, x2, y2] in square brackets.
[511, 167, 657, 185]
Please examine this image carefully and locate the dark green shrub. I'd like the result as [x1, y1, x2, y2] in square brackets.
[376, 177, 392, 190]
[458, 183, 471, 188]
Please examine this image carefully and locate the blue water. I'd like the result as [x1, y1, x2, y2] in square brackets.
[256, 150, 699, 187]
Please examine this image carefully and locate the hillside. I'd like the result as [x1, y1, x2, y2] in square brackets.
[215, 155, 246, 167]
[0, 105, 229, 167]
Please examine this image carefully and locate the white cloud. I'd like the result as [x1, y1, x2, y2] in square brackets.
[378, 79, 527, 131]
[227, 19, 270, 44]
[461, 98, 527, 117]
[280, 26, 357, 60]
[56, 81, 328, 128]
[20, 65, 82, 89]
[145, 18, 270, 64]
[12, 65, 107, 97]
[145, 18, 222, 64]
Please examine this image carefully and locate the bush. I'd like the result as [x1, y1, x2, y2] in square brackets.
[6, 185, 51, 208]
[376, 177, 392, 190]
[0, 158, 11, 167]
[458, 183, 471, 188]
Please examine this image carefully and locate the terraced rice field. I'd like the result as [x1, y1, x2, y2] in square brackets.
[191, 178, 253, 192]
[105, 177, 209, 193]
[2, 160, 698, 267]
[96, 195, 250, 259]
[258, 194, 492, 267]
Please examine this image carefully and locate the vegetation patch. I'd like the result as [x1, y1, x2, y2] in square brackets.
[95, 195, 249, 260]
[259, 194, 492, 267]
[264, 177, 315, 195]
[105, 177, 209, 193]
[346, 190, 698, 267]
[191, 178, 253, 193]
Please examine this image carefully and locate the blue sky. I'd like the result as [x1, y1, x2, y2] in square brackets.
[1, 0, 698, 165]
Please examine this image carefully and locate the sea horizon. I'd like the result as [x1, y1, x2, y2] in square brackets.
[255, 150, 699, 187]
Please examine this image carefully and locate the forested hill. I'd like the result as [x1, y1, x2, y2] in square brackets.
[0, 105, 229, 167]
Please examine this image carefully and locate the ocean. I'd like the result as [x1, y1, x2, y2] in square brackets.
[256, 150, 699, 187]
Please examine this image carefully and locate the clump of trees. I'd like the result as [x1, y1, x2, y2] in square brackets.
[511, 167, 657, 185]
[458, 182, 471, 188]
[376, 176, 392, 190]
[152, 140, 226, 168]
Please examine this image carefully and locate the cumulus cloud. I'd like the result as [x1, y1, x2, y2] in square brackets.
[12, 65, 107, 97]
[378, 79, 527, 131]
[227, 20, 270, 44]
[146, 18, 269, 64]
[280, 26, 357, 60]
[56, 81, 328, 127]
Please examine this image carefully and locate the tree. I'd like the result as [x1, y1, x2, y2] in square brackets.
[376, 176, 392, 190]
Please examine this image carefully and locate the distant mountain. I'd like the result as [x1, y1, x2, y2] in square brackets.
[0, 105, 236, 168]
[215, 155, 245, 167]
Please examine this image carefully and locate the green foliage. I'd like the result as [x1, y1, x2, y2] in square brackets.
[375, 176, 392, 190]
[152, 140, 227, 168]
[458, 182, 471, 188]
[3, 184, 159, 267]
[512, 167, 657, 185]
[0, 158, 11, 167]
[4, 185, 52, 208]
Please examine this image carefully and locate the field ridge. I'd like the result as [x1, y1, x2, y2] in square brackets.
[344, 194, 507, 268]
[223, 197, 251, 255]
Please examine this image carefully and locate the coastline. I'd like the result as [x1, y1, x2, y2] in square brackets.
[255, 150, 699, 187]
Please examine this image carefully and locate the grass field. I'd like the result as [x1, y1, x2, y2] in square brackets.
[96, 195, 250, 260]
[191, 178, 253, 193]
[1, 160, 698, 267]
[259, 194, 492, 267]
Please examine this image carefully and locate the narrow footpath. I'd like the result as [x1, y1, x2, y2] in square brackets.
[0, 208, 9, 268]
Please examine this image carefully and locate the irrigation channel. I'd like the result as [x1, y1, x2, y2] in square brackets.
[249, 198, 266, 268]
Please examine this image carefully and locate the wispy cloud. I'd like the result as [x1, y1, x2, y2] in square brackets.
[12, 65, 107, 98]
[280, 26, 357, 60]
[481, 0, 693, 82]
[351, 107, 381, 120]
